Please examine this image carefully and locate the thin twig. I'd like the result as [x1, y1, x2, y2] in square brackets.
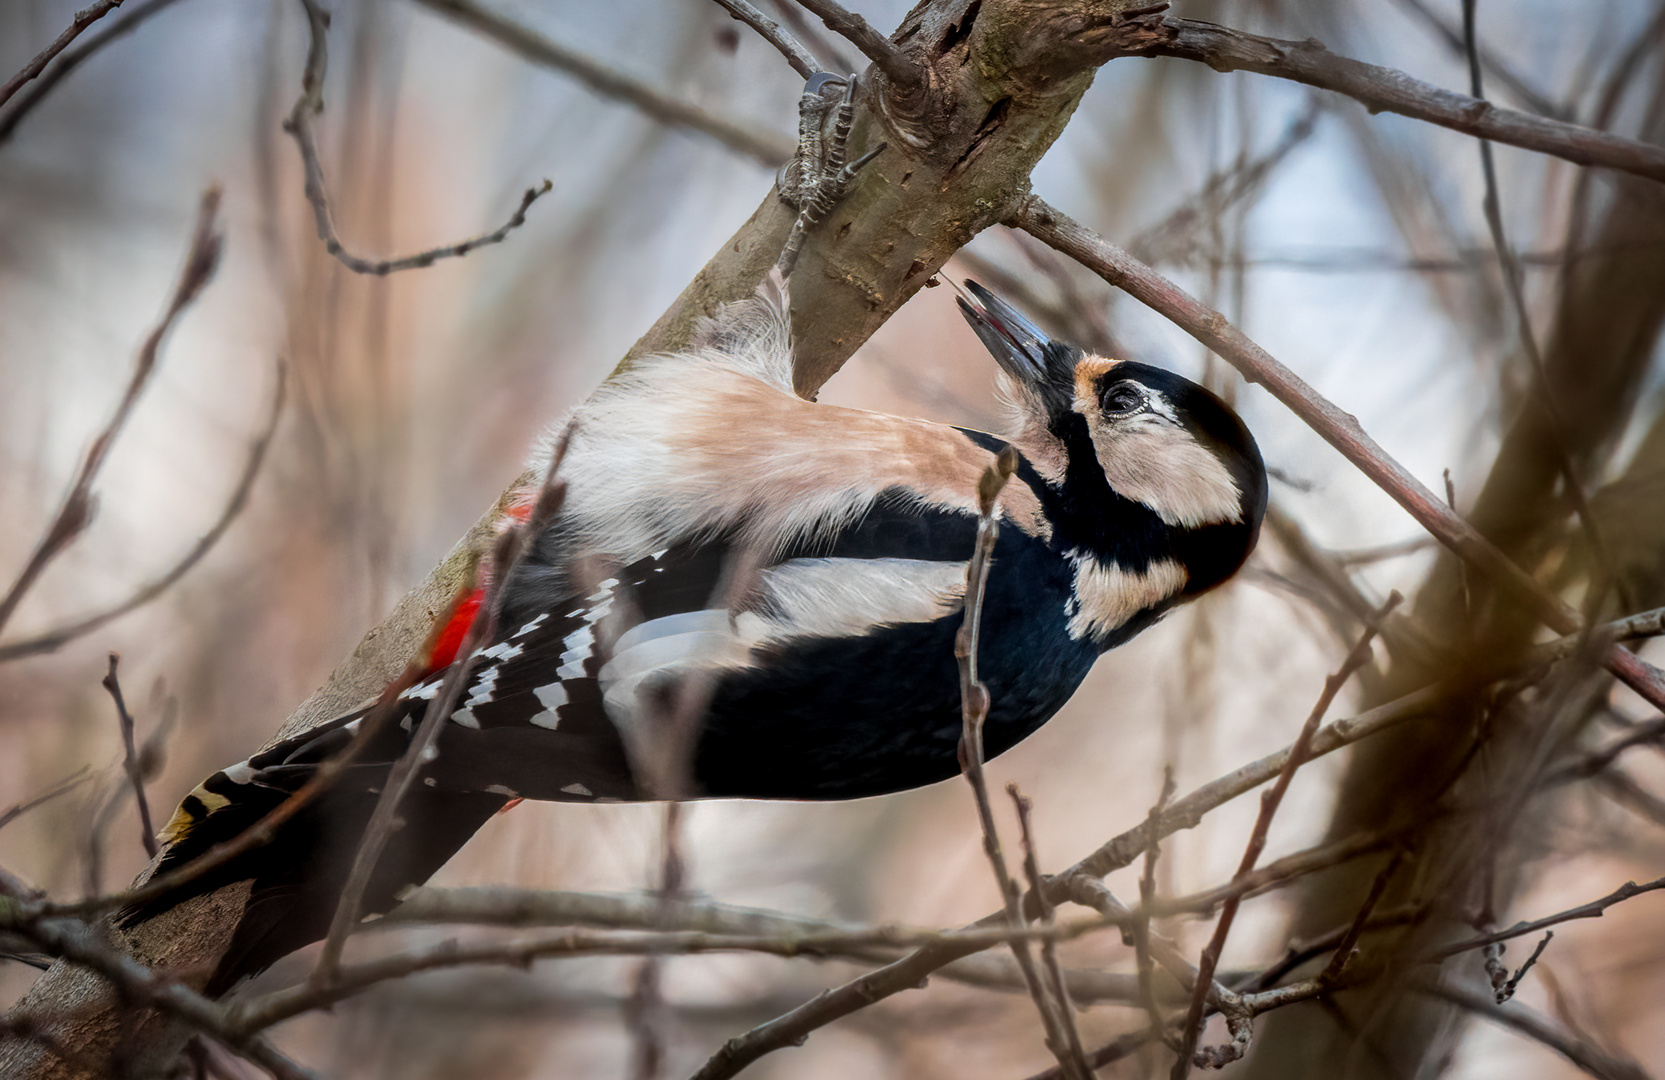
[38, 579, 479, 920]
[1011, 195, 1665, 714]
[625, 801, 687, 1080]
[764, 0, 856, 72]
[382, 884, 1142, 1005]
[101, 654, 158, 859]
[308, 428, 574, 986]
[0, 188, 222, 640]
[1420, 978, 1649, 1080]
[1460, 0, 1629, 612]
[0, 361, 287, 663]
[1, 914, 320, 1080]
[285, 0, 552, 276]
[707, 0, 818, 78]
[1011, 786, 1092, 1079]
[953, 446, 1083, 1078]
[1318, 848, 1406, 985]
[1428, 875, 1665, 962]
[1495, 931, 1553, 1004]
[0, 0, 193, 145]
[232, 919, 1105, 1035]
[787, 0, 918, 87]
[408, 0, 794, 166]
[1133, 771, 1177, 1046]
[0, 0, 125, 111]
[1388, 0, 1565, 119]
[0, 768, 94, 833]
[1112, 18, 1665, 186]
[1170, 594, 1398, 1078]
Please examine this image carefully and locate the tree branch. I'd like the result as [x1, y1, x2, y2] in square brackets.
[406, 0, 796, 167]
[1112, 18, 1665, 185]
[0, 188, 222, 641]
[0, 360, 286, 663]
[0, 0, 125, 111]
[1011, 196, 1665, 714]
[708, 0, 819, 79]
[787, 0, 919, 87]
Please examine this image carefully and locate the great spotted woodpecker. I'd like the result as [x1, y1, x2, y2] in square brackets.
[126, 274, 1266, 993]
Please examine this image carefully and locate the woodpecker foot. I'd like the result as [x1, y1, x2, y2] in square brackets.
[776, 72, 886, 277]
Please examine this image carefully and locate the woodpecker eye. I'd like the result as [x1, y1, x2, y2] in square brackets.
[1102, 383, 1143, 415]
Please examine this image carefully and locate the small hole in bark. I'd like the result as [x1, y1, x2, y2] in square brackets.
[940, 0, 980, 53]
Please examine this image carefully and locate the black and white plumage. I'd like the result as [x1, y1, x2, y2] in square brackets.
[130, 275, 1266, 992]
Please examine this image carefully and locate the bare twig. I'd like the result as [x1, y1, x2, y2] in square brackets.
[1011, 196, 1665, 713]
[764, 0, 856, 72]
[407, 0, 795, 166]
[1128, 99, 1323, 266]
[787, 0, 918, 87]
[1460, 0, 1628, 611]
[1111, 18, 1665, 186]
[101, 655, 158, 859]
[1428, 876, 1665, 962]
[38, 578, 479, 921]
[1133, 771, 1177, 1045]
[0, 0, 125, 111]
[1318, 849, 1406, 985]
[0, 188, 221, 640]
[1169, 595, 1397, 1077]
[1011, 786, 1092, 1079]
[382, 884, 1141, 1003]
[0, 0, 194, 144]
[953, 446, 1083, 1078]
[1388, 0, 1565, 119]
[1, 914, 320, 1080]
[1495, 931, 1553, 1004]
[0, 769, 94, 834]
[0, 361, 286, 663]
[1420, 978, 1650, 1080]
[309, 429, 574, 986]
[286, 0, 551, 276]
[233, 919, 1105, 1035]
[708, 0, 819, 78]
[625, 802, 688, 1080]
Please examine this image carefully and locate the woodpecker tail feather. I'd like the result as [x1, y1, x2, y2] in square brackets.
[118, 712, 510, 996]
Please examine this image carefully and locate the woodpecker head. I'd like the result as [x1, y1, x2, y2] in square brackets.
[956, 280, 1267, 601]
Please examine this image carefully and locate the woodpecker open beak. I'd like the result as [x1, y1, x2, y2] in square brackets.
[955, 280, 1078, 415]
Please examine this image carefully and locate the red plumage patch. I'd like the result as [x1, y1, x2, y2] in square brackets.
[426, 588, 485, 675]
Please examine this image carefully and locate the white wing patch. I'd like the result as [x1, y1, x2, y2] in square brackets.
[599, 557, 963, 721]
[749, 557, 966, 644]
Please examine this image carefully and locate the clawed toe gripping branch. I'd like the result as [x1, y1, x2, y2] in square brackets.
[776, 72, 887, 276]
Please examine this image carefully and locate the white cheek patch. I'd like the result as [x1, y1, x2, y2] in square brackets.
[1066, 554, 1188, 640]
[1082, 398, 1242, 529]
